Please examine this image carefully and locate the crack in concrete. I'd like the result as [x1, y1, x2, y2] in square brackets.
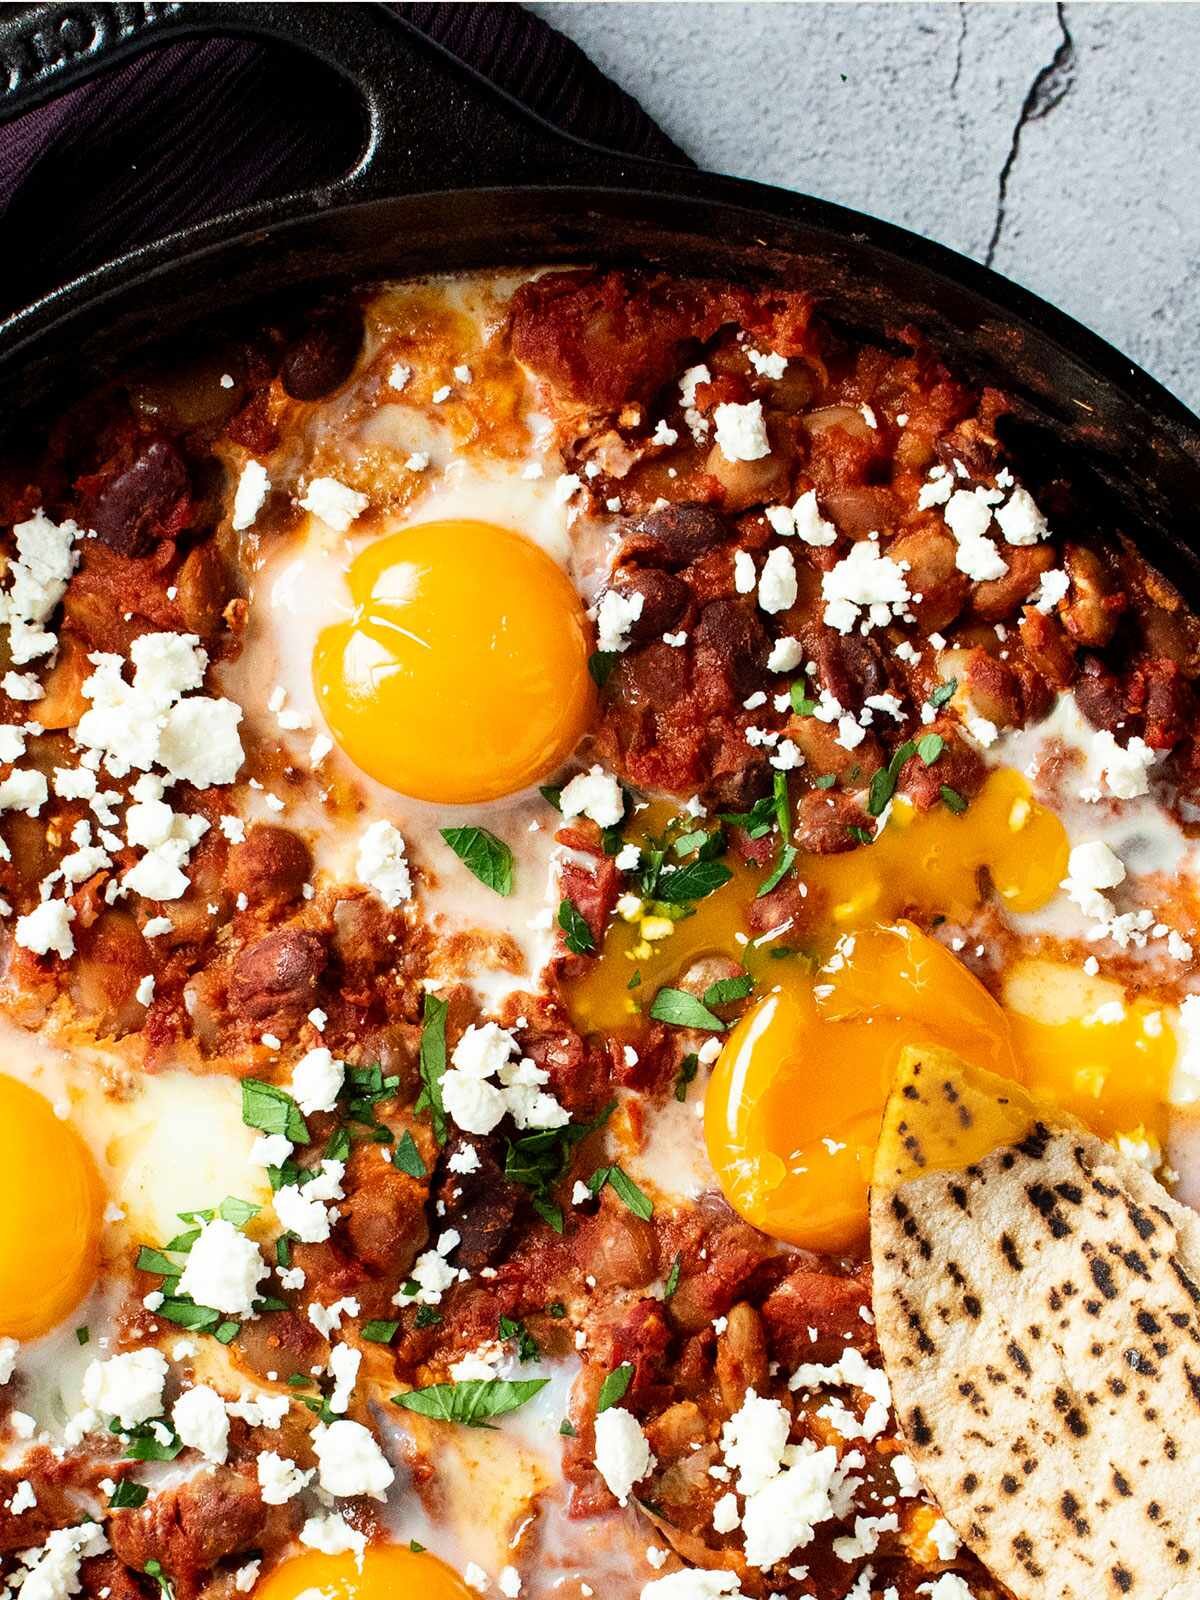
[950, 0, 968, 98]
[984, 1, 1076, 268]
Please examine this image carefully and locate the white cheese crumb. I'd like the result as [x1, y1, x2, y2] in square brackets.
[171, 1385, 229, 1463]
[560, 765, 624, 828]
[595, 588, 644, 654]
[231, 461, 270, 531]
[312, 1419, 395, 1499]
[356, 819, 412, 907]
[82, 1349, 168, 1428]
[290, 1046, 345, 1115]
[714, 400, 770, 462]
[177, 1217, 267, 1316]
[299, 477, 369, 533]
[593, 1407, 655, 1506]
[758, 546, 798, 614]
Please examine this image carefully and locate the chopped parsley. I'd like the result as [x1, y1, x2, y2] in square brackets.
[588, 1165, 653, 1221]
[391, 1377, 549, 1427]
[559, 1418, 576, 1436]
[504, 1100, 615, 1233]
[439, 826, 514, 896]
[929, 677, 957, 709]
[109, 1480, 148, 1510]
[392, 1130, 426, 1179]
[674, 1053, 699, 1102]
[558, 897, 595, 955]
[702, 973, 753, 1007]
[649, 987, 726, 1032]
[663, 1252, 682, 1299]
[867, 739, 917, 818]
[652, 859, 732, 904]
[498, 1315, 540, 1362]
[413, 1306, 443, 1329]
[415, 993, 449, 1144]
[917, 732, 945, 766]
[596, 1362, 633, 1413]
[940, 784, 968, 814]
[241, 1079, 309, 1144]
[588, 650, 619, 688]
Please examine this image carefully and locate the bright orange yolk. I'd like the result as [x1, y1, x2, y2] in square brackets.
[313, 520, 594, 804]
[0, 1075, 102, 1337]
[565, 769, 1067, 1038]
[1002, 958, 1176, 1142]
[253, 1545, 476, 1600]
[704, 922, 1021, 1252]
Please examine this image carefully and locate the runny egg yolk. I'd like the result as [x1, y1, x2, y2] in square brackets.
[704, 922, 1021, 1252]
[565, 768, 1067, 1038]
[252, 1544, 476, 1600]
[313, 520, 594, 804]
[0, 1075, 102, 1337]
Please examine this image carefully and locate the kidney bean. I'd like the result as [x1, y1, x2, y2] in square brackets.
[693, 598, 769, 700]
[1019, 606, 1077, 690]
[1074, 653, 1133, 734]
[87, 435, 190, 556]
[226, 826, 312, 907]
[229, 927, 326, 1023]
[808, 627, 887, 710]
[1062, 543, 1123, 647]
[611, 569, 691, 643]
[280, 306, 363, 400]
[620, 503, 732, 570]
[794, 789, 871, 853]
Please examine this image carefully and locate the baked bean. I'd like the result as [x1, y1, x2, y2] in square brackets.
[280, 306, 363, 400]
[795, 788, 872, 852]
[715, 1302, 769, 1412]
[88, 435, 190, 556]
[1019, 606, 1077, 690]
[621, 504, 731, 569]
[808, 627, 887, 710]
[226, 825, 311, 907]
[174, 542, 232, 636]
[611, 569, 691, 643]
[693, 598, 770, 701]
[1074, 653, 1131, 734]
[229, 927, 325, 1022]
[970, 544, 1055, 622]
[1062, 543, 1123, 647]
[887, 526, 968, 632]
[703, 438, 790, 512]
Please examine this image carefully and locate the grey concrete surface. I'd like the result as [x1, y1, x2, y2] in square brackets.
[529, 2, 1200, 413]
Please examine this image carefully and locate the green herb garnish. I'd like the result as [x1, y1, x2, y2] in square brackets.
[596, 1363, 634, 1413]
[440, 826, 514, 896]
[391, 1377, 549, 1427]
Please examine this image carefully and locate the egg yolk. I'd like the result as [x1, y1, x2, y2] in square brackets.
[704, 922, 1021, 1252]
[253, 1544, 476, 1600]
[0, 1075, 102, 1337]
[313, 520, 594, 803]
[565, 769, 1068, 1038]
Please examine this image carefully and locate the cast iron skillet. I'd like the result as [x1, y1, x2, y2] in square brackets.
[2, 0, 1200, 590]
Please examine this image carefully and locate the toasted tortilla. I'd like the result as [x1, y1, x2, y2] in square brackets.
[870, 1045, 1200, 1600]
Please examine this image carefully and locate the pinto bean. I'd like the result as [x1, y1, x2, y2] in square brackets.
[643, 1401, 707, 1466]
[788, 716, 883, 784]
[174, 543, 231, 636]
[280, 306, 363, 400]
[821, 485, 899, 540]
[703, 438, 790, 512]
[960, 648, 1023, 728]
[1074, 653, 1132, 734]
[88, 436, 190, 556]
[229, 927, 325, 1023]
[794, 789, 871, 853]
[715, 1303, 769, 1413]
[340, 1141, 429, 1276]
[808, 628, 886, 710]
[1019, 607, 1077, 690]
[434, 1138, 520, 1269]
[897, 718, 984, 809]
[886, 527, 968, 633]
[226, 826, 311, 908]
[611, 569, 691, 644]
[970, 544, 1055, 622]
[109, 1470, 276, 1589]
[620, 504, 731, 570]
[576, 1199, 657, 1290]
[1062, 543, 1123, 647]
[693, 598, 769, 701]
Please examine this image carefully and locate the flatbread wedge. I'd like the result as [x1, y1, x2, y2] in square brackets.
[871, 1045, 1200, 1600]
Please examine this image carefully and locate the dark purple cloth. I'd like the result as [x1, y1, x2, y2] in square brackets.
[0, 3, 688, 317]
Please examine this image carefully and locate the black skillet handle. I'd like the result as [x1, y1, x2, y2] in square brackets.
[0, 0, 666, 210]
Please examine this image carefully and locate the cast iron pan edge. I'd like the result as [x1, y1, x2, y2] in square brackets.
[2, 0, 1200, 594]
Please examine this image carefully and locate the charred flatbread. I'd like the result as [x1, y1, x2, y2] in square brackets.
[871, 1045, 1200, 1600]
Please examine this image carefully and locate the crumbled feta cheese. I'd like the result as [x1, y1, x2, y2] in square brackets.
[171, 1385, 229, 1463]
[1092, 729, 1156, 800]
[1031, 567, 1070, 613]
[747, 348, 787, 379]
[714, 400, 770, 462]
[447, 1146, 482, 1175]
[0, 1340, 18, 1385]
[965, 715, 998, 748]
[312, 1419, 395, 1499]
[593, 1407, 655, 1506]
[595, 588, 644, 653]
[17, 1522, 107, 1600]
[766, 489, 837, 547]
[257, 1450, 313, 1504]
[560, 765, 624, 828]
[721, 1390, 792, 1494]
[1061, 839, 1126, 922]
[995, 484, 1048, 546]
[356, 819, 412, 907]
[299, 1511, 366, 1560]
[916, 1578, 974, 1600]
[741, 1442, 843, 1568]
[327, 1344, 361, 1414]
[15, 899, 75, 959]
[641, 1574, 743, 1600]
[928, 1517, 961, 1561]
[0, 769, 47, 814]
[767, 636, 804, 673]
[821, 542, 910, 634]
[299, 477, 369, 533]
[733, 549, 757, 594]
[387, 363, 411, 391]
[944, 488, 1007, 581]
[307, 1297, 360, 1339]
[177, 1217, 267, 1316]
[234, 1562, 261, 1593]
[231, 462, 270, 531]
[82, 1349, 168, 1428]
[758, 546, 798, 614]
[134, 975, 155, 1007]
[290, 1046, 345, 1115]
[274, 1165, 344, 1244]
